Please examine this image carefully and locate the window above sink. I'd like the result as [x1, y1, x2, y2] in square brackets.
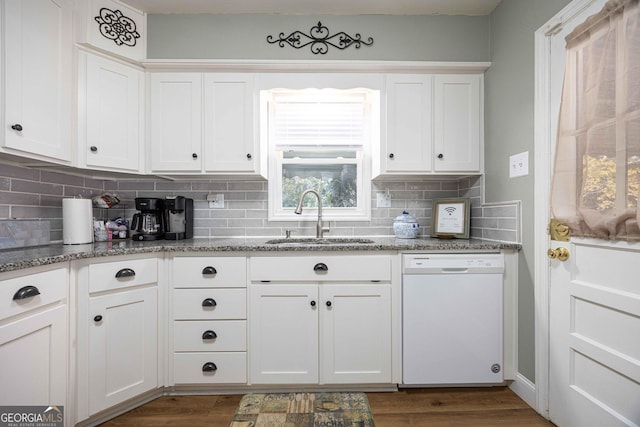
[263, 88, 378, 222]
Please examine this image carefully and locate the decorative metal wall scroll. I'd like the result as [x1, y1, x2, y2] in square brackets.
[95, 8, 140, 47]
[267, 21, 374, 54]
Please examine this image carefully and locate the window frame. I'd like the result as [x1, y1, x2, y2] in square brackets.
[261, 86, 378, 222]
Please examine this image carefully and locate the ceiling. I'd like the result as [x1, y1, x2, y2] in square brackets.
[120, 0, 503, 16]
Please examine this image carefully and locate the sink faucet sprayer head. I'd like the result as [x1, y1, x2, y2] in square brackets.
[294, 189, 319, 215]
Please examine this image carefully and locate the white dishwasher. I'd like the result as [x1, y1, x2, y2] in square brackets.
[402, 253, 504, 385]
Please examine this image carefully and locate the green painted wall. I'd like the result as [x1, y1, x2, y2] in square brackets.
[147, 14, 490, 61]
[485, 0, 571, 383]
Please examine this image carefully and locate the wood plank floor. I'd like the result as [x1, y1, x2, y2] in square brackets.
[100, 387, 553, 426]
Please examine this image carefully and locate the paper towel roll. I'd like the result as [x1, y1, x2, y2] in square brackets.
[63, 198, 93, 244]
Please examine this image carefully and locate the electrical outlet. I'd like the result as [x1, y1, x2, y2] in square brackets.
[509, 151, 529, 178]
[376, 192, 392, 208]
[208, 194, 224, 208]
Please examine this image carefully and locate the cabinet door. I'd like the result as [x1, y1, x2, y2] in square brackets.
[320, 284, 392, 384]
[433, 74, 481, 172]
[149, 73, 202, 172]
[88, 286, 157, 415]
[203, 74, 257, 173]
[382, 75, 433, 174]
[81, 52, 142, 172]
[0, 305, 67, 406]
[2, 0, 72, 162]
[249, 284, 318, 384]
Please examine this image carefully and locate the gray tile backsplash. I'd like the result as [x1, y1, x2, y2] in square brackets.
[0, 160, 520, 243]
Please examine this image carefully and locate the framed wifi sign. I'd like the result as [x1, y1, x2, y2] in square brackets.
[431, 198, 470, 239]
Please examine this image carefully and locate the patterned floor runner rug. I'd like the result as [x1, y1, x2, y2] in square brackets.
[230, 392, 375, 426]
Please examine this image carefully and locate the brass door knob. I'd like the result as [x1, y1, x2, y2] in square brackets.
[547, 247, 570, 261]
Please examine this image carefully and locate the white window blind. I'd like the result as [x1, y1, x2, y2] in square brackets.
[270, 91, 369, 150]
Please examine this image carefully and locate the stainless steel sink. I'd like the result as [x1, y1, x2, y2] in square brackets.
[265, 237, 375, 245]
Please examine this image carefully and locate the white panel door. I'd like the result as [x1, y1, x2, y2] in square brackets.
[549, 240, 640, 426]
[249, 284, 318, 384]
[320, 284, 392, 384]
[383, 74, 433, 173]
[546, 1, 640, 425]
[82, 52, 142, 171]
[0, 305, 66, 406]
[433, 74, 481, 172]
[203, 73, 256, 173]
[149, 73, 202, 172]
[3, 0, 72, 162]
[88, 286, 158, 415]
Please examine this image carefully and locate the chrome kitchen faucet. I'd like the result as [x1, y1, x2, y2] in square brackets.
[294, 189, 330, 238]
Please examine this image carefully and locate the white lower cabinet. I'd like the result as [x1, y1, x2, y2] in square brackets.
[321, 284, 392, 384]
[0, 266, 68, 407]
[76, 256, 159, 420]
[87, 286, 158, 414]
[249, 255, 393, 385]
[171, 256, 248, 385]
[250, 284, 319, 384]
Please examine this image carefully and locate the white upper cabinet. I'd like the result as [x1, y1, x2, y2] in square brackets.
[203, 74, 258, 174]
[76, 0, 146, 62]
[1, 0, 73, 163]
[148, 72, 265, 176]
[377, 73, 483, 177]
[433, 74, 482, 173]
[149, 73, 203, 173]
[79, 52, 144, 172]
[381, 75, 433, 174]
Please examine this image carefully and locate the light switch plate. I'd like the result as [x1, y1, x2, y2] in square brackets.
[376, 192, 392, 208]
[509, 151, 529, 178]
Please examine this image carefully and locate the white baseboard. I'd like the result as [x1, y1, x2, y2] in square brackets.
[509, 373, 537, 411]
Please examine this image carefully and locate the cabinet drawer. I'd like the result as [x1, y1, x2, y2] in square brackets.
[0, 268, 67, 322]
[173, 352, 247, 384]
[250, 255, 392, 282]
[89, 258, 157, 293]
[174, 320, 246, 352]
[173, 289, 246, 320]
[173, 257, 246, 288]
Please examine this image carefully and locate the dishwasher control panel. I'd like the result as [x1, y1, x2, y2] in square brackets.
[403, 253, 504, 274]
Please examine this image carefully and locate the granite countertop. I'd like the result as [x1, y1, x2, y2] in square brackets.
[0, 237, 520, 274]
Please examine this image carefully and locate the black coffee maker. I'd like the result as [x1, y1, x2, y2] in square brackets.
[131, 198, 166, 241]
[164, 196, 194, 240]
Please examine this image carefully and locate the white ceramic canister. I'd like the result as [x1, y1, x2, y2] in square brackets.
[393, 210, 420, 238]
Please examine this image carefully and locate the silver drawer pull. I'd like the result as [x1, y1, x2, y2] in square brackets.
[13, 285, 40, 301]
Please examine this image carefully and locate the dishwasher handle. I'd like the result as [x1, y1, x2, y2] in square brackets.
[441, 268, 469, 273]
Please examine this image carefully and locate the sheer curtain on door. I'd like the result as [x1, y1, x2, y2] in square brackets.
[551, 0, 640, 240]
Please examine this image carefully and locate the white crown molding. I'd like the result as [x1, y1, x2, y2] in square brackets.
[140, 59, 491, 74]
